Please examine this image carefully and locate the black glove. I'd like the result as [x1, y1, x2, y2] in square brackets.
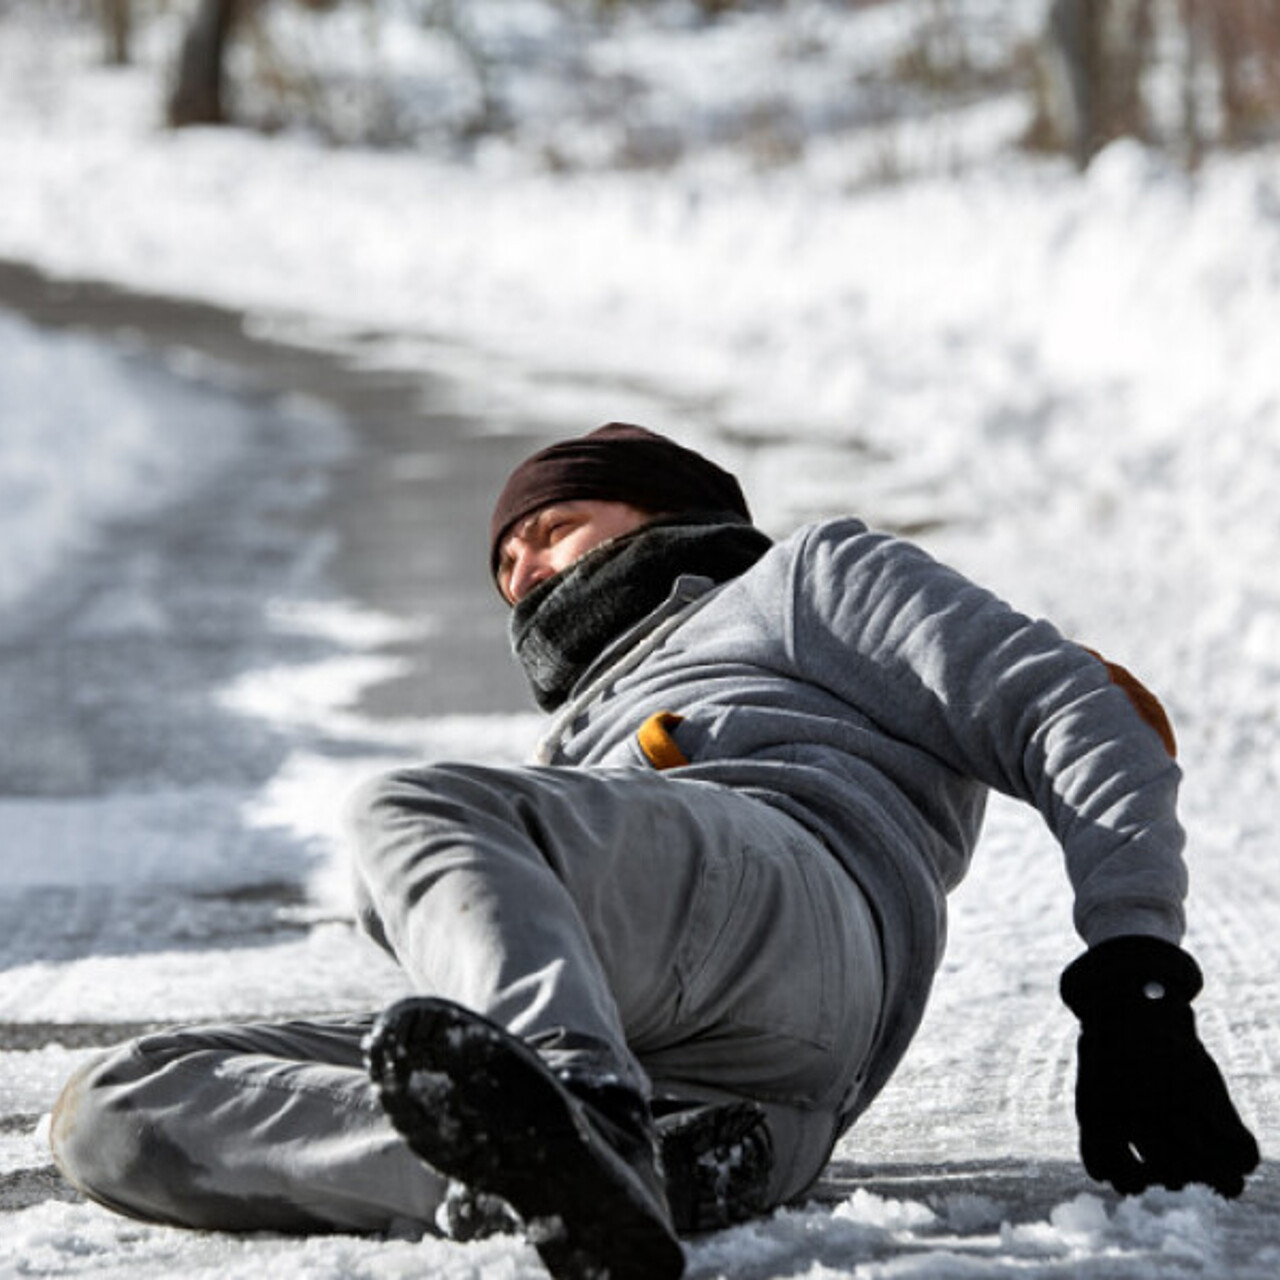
[1061, 935, 1260, 1198]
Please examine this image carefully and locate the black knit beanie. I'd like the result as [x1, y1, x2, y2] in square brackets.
[489, 423, 752, 577]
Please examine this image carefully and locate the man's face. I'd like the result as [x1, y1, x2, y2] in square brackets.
[496, 499, 654, 605]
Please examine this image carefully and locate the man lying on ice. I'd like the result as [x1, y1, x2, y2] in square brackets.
[50, 424, 1258, 1280]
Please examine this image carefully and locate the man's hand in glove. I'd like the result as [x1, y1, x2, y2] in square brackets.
[1060, 935, 1260, 1198]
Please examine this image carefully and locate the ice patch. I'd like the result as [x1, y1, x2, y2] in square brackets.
[0, 312, 250, 612]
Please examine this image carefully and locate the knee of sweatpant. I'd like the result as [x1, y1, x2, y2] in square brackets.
[49, 1039, 299, 1232]
[343, 763, 533, 888]
[345, 765, 485, 953]
[49, 1046, 158, 1218]
[344, 767, 409, 847]
[346, 764, 489, 852]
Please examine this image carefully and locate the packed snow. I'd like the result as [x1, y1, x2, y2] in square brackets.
[0, 1, 1277, 1277]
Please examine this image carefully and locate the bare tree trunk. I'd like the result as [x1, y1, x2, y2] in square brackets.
[1045, 0, 1153, 168]
[1032, 0, 1280, 165]
[1048, 0, 1103, 168]
[1180, 0, 1206, 169]
[102, 0, 132, 66]
[1106, 0, 1154, 141]
[167, 0, 246, 127]
[1208, 0, 1248, 143]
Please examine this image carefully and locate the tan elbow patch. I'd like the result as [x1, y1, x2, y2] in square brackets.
[1084, 648, 1177, 758]
[636, 711, 689, 770]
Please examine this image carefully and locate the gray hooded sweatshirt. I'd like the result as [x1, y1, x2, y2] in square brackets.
[532, 517, 1187, 1126]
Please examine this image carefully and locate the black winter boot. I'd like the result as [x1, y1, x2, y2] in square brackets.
[656, 1099, 773, 1232]
[365, 997, 684, 1280]
[427, 1097, 776, 1240]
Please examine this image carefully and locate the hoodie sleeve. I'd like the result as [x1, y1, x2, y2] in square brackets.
[783, 519, 1187, 946]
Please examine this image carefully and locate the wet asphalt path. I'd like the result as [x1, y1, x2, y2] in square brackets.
[0, 259, 550, 1210]
[0, 258, 537, 726]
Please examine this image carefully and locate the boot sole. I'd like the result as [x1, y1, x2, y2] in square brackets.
[367, 997, 685, 1280]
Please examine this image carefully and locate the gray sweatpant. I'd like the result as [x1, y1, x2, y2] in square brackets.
[50, 763, 885, 1234]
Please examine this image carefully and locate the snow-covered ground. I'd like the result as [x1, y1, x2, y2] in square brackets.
[1, 2, 1278, 1276]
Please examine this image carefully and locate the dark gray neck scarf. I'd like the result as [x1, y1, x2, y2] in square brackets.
[509, 514, 773, 711]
